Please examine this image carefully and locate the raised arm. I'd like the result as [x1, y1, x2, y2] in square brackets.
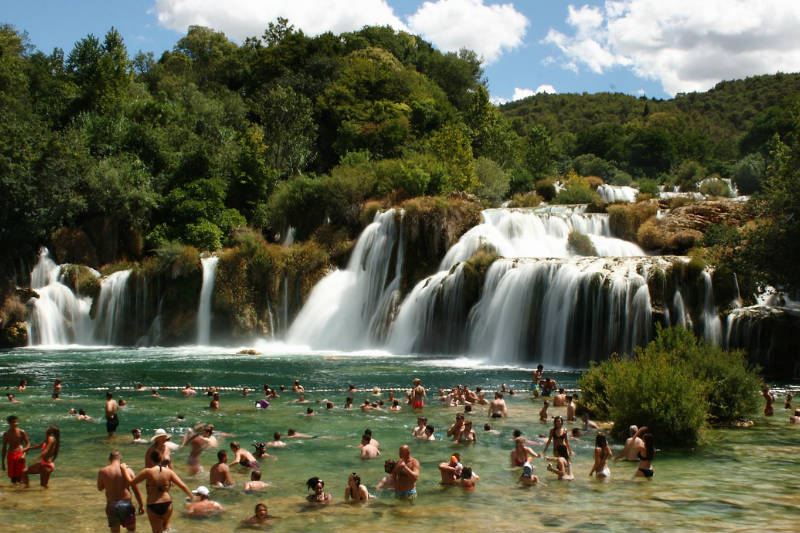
[170, 469, 194, 499]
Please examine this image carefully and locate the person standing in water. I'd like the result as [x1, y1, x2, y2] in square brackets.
[22, 425, 60, 488]
[411, 378, 426, 409]
[762, 387, 775, 416]
[392, 445, 420, 500]
[614, 425, 644, 462]
[344, 472, 370, 502]
[588, 433, 613, 479]
[98, 450, 144, 533]
[131, 451, 194, 533]
[2, 415, 29, 484]
[543, 416, 573, 457]
[106, 391, 120, 438]
[488, 392, 508, 418]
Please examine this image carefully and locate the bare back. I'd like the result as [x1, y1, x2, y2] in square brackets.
[98, 462, 133, 502]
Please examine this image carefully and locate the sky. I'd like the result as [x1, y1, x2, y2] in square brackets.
[3, 0, 800, 103]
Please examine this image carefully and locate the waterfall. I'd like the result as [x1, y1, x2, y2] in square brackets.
[93, 270, 132, 345]
[596, 184, 638, 203]
[440, 207, 644, 268]
[700, 271, 723, 345]
[287, 209, 402, 350]
[197, 256, 219, 345]
[26, 249, 93, 345]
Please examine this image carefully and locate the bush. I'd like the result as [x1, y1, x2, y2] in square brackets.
[733, 153, 765, 195]
[534, 178, 557, 201]
[472, 157, 510, 202]
[567, 231, 597, 256]
[702, 224, 742, 248]
[637, 178, 660, 196]
[552, 176, 597, 204]
[608, 202, 658, 241]
[699, 177, 732, 197]
[637, 218, 665, 250]
[578, 326, 762, 445]
[507, 191, 542, 208]
[185, 220, 224, 251]
[571, 153, 617, 181]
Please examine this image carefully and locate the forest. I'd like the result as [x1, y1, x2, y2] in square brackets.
[1, 20, 798, 297]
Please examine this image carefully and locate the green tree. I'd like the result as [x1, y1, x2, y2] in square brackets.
[472, 157, 510, 202]
[427, 122, 477, 193]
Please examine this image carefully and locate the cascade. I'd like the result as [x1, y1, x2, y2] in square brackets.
[93, 269, 133, 345]
[196, 256, 219, 345]
[26, 249, 94, 345]
[287, 209, 402, 350]
[596, 184, 638, 203]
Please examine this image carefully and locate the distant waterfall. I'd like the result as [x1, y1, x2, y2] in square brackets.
[197, 256, 219, 345]
[93, 270, 132, 345]
[596, 184, 638, 203]
[287, 209, 402, 350]
[26, 249, 94, 345]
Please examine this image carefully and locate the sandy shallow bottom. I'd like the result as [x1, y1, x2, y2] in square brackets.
[1, 347, 799, 532]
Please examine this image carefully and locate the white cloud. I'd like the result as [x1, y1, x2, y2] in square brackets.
[534, 84, 556, 94]
[407, 0, 529, 64]
[153, 0, 406, 42]
[543, 0, 800, 95]
[153, 0, 528, 65]
[512, 87, 535, 100]
[637, 88, 646, 96]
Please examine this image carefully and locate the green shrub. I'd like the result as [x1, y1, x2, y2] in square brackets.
[637, 178, 660, 196]
[507, 191, 542, 208]
[578, 326, 762, 444]
[674, 159, 707, 191]
[699, 177, 732, 197]
[534, 179, 556, 201]
[571, 153, 617, 181]
[608, 202, 658, 241]
[702, 224, 742, 248]
[733, 153, 765, 195]
[185, 220, 223, 251]
[567, 231, 597, 256]
[472, 157, 510, 202]
[552, 179, 597, 204]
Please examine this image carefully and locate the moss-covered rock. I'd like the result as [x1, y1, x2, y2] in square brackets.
[461, 247, 499, 305]
[567, 231, 597, 256]
[60, 264, 101, 300]
[399, 195, 482, 294]
[608, 202, 658, 242]
[1, 321, 28, 347]
[507, 192, 542, 208]
[49, 227, 99, 267]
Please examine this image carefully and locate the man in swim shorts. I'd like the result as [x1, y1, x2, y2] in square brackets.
[392, 445, 420, 500]
[105, 391, 120, 437]
[98, 450, 144, 532]
[488, 392, 508, 418]
[2, 415, 29, 484]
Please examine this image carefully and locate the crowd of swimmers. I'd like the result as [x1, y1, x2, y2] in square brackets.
[2, 372, 798, 532]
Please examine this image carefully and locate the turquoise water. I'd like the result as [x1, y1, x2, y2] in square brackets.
[1, 346, 799, 532]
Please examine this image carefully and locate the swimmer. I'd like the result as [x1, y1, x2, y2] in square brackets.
[791, 409, 800, 424]
[553, 388, 567, 407]
[632, 427, 655, 479]
[326, 401, 334, 410]
[347, 384, 357, 392]
[118, 398, 127, 408]
[571, 428, 583, 438]
[150, 389, 161, 398]
[76, 408, 92, 421]
[518, 458, 540, 486]
[540, 378, 557, 397]
[305, 407, 315, 417]
[763, 387, 775, 416]
[267, 431, 286, 447]
[186, 485, 224, 517]
[344, 472, 369, 502]
[131, 428, 147, 445]
[131, 451, 194, 533]
[292, 380, 304, 393]
[532, 365, 544, 386]
[785, 393, 793, 410]
[344, 397, 354, 409]
[411, 417, 428, 438]
[242, 388, 248, 397]
[210, 450, 234, 488]
[22, 425, 60, 488]
[543, 416, 573, 457]
[105, 390, 120, 438]
[2, 415, 29, 484]
[410, 378, 426, 409]
[244, 470, 271, 492]
[376, 459, 397, 490]
[545, 444, 574, 480]
[438, 453, 462, 485]
[614, 425, 644, 462]
[359, 434, 381, 459]
[98, 450, 144, 533]
[372, 386, 381, 396]
[209, 392, 220, 410]
[417, 425, 435, 441]
[243, 503, 278, 526]
[306, 476, 332, 504]
[181, 383, 196, 397]
[286, 429, 314, 439]
[566, 395, 576, 421]
[459, 466, 479, 490]
[230, 441, 261, 468]
[539, 400, 549, 422]
[18, 379, 27, 392]
[581, 412, 599, 431]
[511, 437, 540, 467]
[488, 392, 508, 418]
[588, 433, 613, 479]
[458, 420, 477, 443]
[7, 393, 20, 404]
[360, 399, 374, 411]
[390, 399, 402, 411]
[392, 445, 420, 500]
[294, 394, 309, 404]
[182, 425, 214, 475]
[446, 413, 465, 440]
[483, 423, 501, 435]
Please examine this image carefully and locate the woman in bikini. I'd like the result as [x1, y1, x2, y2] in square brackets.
[543, 416, 573, 458]
[344, 472, 369, 502]
[458, 420, 477, 444]
[132, 451, 194, 533]
[22, 425, 59, 488]
[633, 427, 655, 478]
[588, 433, 613, 479]
[306, 476, 332, 505]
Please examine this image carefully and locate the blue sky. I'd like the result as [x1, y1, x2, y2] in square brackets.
[3, 1, 800, 103]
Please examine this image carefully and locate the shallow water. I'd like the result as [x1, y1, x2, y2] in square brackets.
[1, 346, 799, 533]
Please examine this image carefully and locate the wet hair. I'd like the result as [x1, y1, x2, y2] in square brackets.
[106, 391, 113, 399]
[571, 428, 582, 438]
[251, 470, 262, 480]
[274, 431, 281, 440]
[484, 423, 491, 431]
[425, 424, 434, 434]
[306, 476, 323, 490]
[512, 429, 522, 438]
[306, 407, 313, 414]
[230, 441, 240, 450]
[642, 433, 655, 460]
[350, 472, 361, 486]
[288, 429, 296, 436]
[364, 429, 372, 436]
[553, 415, 564, 427]
[217, 450, 227, 461]
[392, 400, 399, 406]
[326, 402, 334, 409]
[566, 395, 573, 401]
[253, 442, 266, 456]
[464, 405, 472, 412]
[255, 503, 267, 513]
[559, 388, 565, 394]
[149, 450, 161, 464]
[78, 409, 86, 415]
[537, 364, 543, 370]
[795, 409, 800, 416]
[45, 425, 60, 460]
[595, 433, 608, 448]
[345, 397, 353, 403]
[556, 444, 569, 461]
[461, 467, 473, 479]
[132, 428, 141, 435]
[384, 459, 397, 473]
[109, 450, 121, 461]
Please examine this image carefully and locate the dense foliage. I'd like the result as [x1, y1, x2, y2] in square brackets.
[578, 327, 762, 445]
